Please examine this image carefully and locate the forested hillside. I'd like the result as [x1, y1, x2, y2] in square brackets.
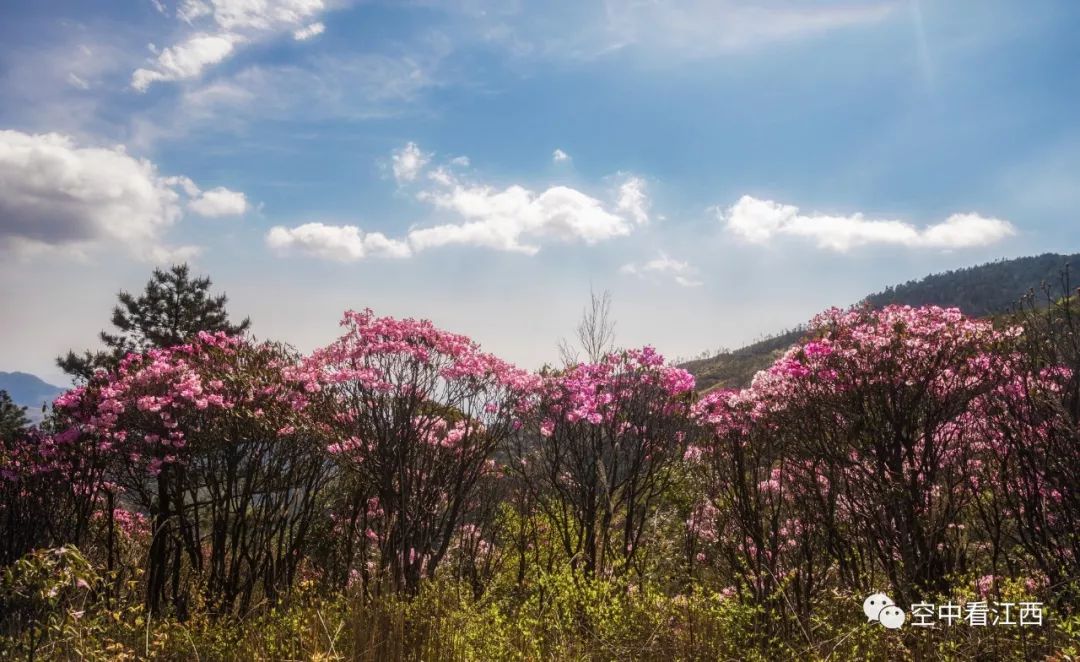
[681, 328, 805, 392]
[865, 252, 1080, 316]
[686, 253, 1080, 392]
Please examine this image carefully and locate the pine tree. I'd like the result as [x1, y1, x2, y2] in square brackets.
[58, 264, 251, 382]
[0, 390, 29, 439]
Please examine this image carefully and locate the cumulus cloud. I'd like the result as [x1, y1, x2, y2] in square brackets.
[266, 222, 411, 261]
[621, 252, 702, 287]
[409, 184, 632, 254]
[293, 21, 325, 40]
[392, 141, 431, 184]
[134, 0, 329, 90]
[133, 33, 240, 91]
[407, 164, 650, 255]
[188, 186, 249, 217]
[720, 195, 1016, 252]
[552, 148, 570, 163]
[266, 148, 652, 262]
[0, 130, 245, 260]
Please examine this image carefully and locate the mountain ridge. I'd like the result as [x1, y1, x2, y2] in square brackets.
[0, 371, 66, 421]
[684, 252, 1080, 392]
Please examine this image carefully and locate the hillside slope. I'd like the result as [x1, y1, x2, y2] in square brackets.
[864, 253, 1080, 316]
[0, 371, 66, 421]
[685, 252, 1080, 392]
[681, 328, 805, 393]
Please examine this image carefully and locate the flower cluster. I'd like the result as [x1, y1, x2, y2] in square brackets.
[512, 346, 696, 578]
[689, 305, 1037, 601]
[307, 309, 538, 399]
[310, 310, 535, 592]
[54, 333, 320, 475]
[536, 346, 695, 433]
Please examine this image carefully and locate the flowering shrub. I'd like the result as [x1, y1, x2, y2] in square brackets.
[58, 333, 333, 616]
[981, 292, 1080, 604]
[510, 347, 695, 577]
[309, 309, 535, 593]
[692, 306, 1024, 609]
[2, 299, 1078, 660]
[0, 424, 110, 566]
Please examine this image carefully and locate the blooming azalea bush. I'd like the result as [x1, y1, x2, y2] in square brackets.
[0, 423, 110, 567]
[690, 305, 1030, 626]
[979, 292, 1080, 605]
[509, 346, 696, 578]
[56, 332, 334, 616]
[1, 302, 1078, 660]
[308, 309, 537, 593]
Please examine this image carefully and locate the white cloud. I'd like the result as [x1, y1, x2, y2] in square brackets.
[266, 151, 652, 262]
[408, 164, 645, 254]
[188, 186, 249, 217]
[210, 0, 326, 32]
[426, 166, 454, 186]
[132, 33, 240, 91]
[409, 185, 629, 254]
[163, 175, 202, 198]
[615, 175, 649, 225]
[392, 141, 431, 184]
[0, 130, 236, 261]
[720, 195, 1016, 252]
[621, 252, 702, 287]
[552, 148, 570, 163]
[449, 156, 470, 167]
[162, 176, 249, 217]
[266, 222, 412, 261]
[293, 21, 325, 40]
[134, 0, 329, 90]
[179, 0, 213, 24]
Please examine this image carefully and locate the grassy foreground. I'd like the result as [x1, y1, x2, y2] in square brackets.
[2, 546, 1076, 661]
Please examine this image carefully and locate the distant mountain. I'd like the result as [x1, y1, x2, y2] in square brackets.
[685, 253, 1080, 393]
[864, 253, 1080, 317]
[0, 371, 66, 422]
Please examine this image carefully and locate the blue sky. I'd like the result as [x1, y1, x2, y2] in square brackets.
[1, 0, 1078, 385]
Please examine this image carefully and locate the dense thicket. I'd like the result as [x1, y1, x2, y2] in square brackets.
[2, 282, 1079, 659]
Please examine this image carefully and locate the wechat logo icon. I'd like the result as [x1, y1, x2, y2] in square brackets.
[864, 593, 906, 629]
